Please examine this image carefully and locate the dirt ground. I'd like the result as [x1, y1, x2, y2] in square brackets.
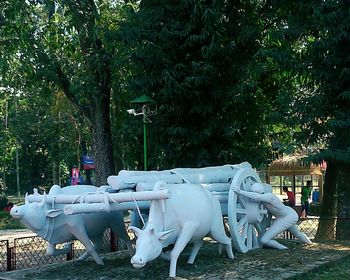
[1, 240, 350, 280]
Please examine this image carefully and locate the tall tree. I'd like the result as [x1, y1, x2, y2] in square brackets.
[119, 0, 289, 169]
[0, 89, 13, 193]
[0, 0, 129, 184]
[275, 1, 350, 238]
[300, 1, 350, 239]
[0, 84, 86, 194]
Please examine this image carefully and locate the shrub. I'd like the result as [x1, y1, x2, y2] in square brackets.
[0, 195, 9, 209]
[0, 211, 25, 229]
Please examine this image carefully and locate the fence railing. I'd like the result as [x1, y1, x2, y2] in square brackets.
[0, 217, 349, 273]
[0, 240, 9, 272]
[0, 229, 123, 272]
[276, 217, 350, 240]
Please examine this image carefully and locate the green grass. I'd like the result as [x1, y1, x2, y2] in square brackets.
[0, 211, 25, 230]
[293, 255, 350, 280]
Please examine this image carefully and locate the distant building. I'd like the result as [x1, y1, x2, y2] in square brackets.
[265, 154, 324, 205]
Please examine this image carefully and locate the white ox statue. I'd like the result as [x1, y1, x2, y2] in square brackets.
[10, 185, 134, 265]
[129, 181, 234, 278]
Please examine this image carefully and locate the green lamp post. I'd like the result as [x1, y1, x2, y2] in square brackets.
[128, 94, 157, 171]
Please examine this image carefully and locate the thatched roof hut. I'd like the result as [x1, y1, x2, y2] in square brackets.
[265, 154, 324, 202]
[266, 155, 323, 177]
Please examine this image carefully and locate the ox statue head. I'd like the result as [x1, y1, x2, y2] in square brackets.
[10, 193, 59, 232]
[129, 223, 174, 268]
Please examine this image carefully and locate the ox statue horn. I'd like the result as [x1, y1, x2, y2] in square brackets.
[25, 193, 29, 205]
[39, 192, 46, 207]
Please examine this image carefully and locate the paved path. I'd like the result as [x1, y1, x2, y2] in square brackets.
[0, 230, 34, 242]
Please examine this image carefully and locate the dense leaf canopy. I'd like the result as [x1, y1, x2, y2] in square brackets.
[118, 0, 291, 169]
[0, 0, 349, 222]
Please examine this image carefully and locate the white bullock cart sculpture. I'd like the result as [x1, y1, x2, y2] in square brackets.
[17, 162, 273, 272]
[62, 162, 272, 254]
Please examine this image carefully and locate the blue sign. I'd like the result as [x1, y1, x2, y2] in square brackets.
[82, 155, 95, 170]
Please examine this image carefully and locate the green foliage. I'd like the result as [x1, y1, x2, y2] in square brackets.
[0, 195, 8, 209]
[0, 211, 24, 230]
[1, 0, 348, 195]
[0, 83, 88, 193]
[270, 1, 350, 235]
[0, 0, 130, 185]
[276, 1, 350, 165]
[118, 0, 289, 169]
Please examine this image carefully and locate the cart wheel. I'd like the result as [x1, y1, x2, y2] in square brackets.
[227, 168, 271, 253]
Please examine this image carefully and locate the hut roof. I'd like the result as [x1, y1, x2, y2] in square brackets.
[266, 154, 323, 176]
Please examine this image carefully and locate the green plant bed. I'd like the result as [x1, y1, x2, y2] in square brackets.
[0, 195, 9, 209]
[0, 211, 25, 230]
[292, 255, 350, 280]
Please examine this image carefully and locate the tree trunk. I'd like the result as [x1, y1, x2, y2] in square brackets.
[336, 162, 350, 240]
[315, 159, 337, 240]
[91, 95, 116, 186]
[51, 135, 60, 185]
[45, 1, 116, 186]
[81, 141, 92, 185]
[52, 161, 59, 185]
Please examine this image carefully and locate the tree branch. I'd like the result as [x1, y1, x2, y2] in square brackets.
[34, 46, 91, 121]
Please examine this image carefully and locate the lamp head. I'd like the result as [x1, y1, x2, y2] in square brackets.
[127, 109, 136, 115]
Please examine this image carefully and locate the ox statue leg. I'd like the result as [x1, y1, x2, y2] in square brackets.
[78, 236, 104, 261]
[69, 225, 104, 265]
[169, 221, 199, 278]
[187, 240, 203, 264]
[110, 213, 135, 256]
[210, 198, 234, 259]
[46, 242, 71, 256]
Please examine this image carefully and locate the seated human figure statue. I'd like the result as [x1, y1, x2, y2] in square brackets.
[234, 183, 312, 250]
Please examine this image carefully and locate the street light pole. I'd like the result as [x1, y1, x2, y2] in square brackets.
[15, 94, 20, 200]
[143, 120, 148, 171]
[16, 140, 20, 199]
[128, 95, 157, 171]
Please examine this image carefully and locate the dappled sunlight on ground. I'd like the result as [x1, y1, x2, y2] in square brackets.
[1, 240, 350, 280]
